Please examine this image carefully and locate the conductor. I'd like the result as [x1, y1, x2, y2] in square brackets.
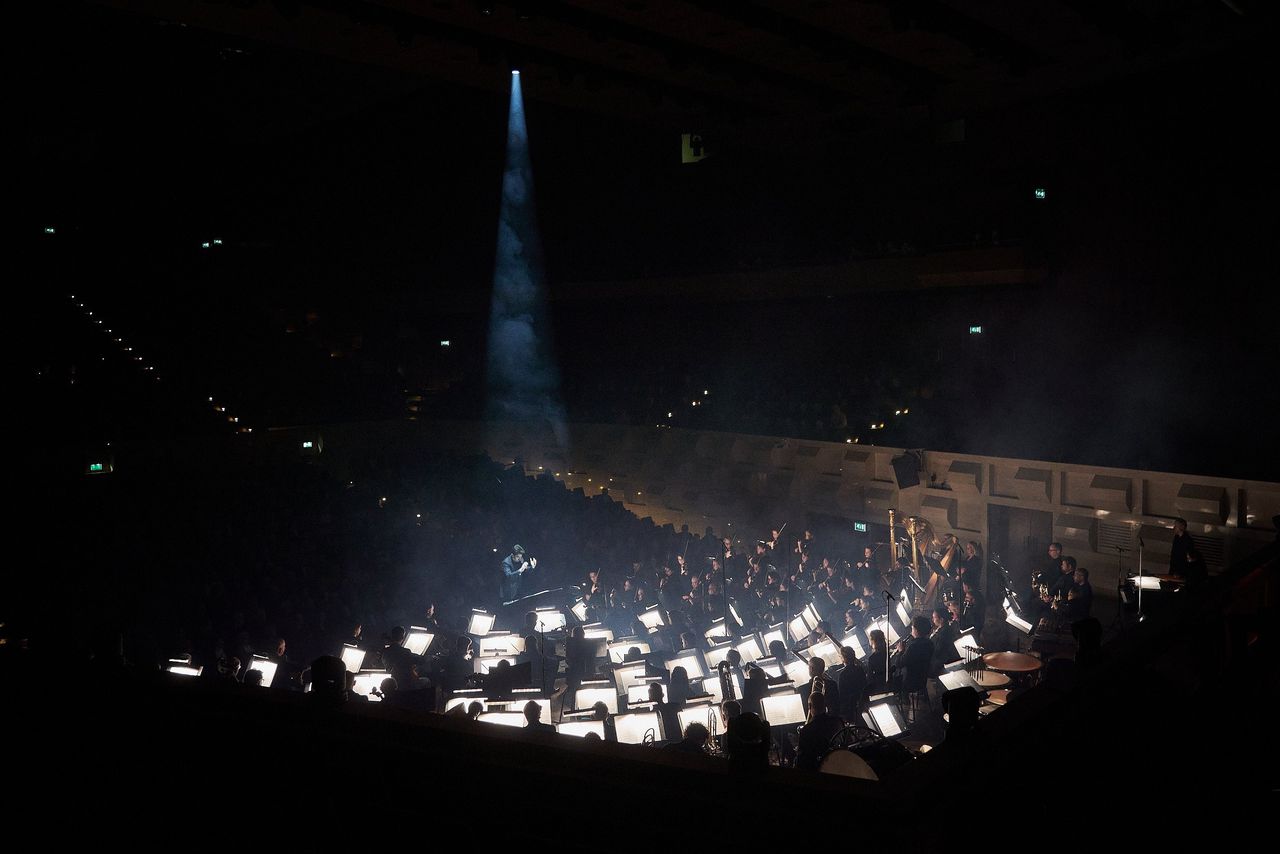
[501, 545, 536, 602]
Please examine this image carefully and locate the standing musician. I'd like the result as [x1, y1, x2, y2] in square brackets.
[500, 544, 536, 602]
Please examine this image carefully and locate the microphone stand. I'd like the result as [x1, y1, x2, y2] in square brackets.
[1137, 536, 1146, 623]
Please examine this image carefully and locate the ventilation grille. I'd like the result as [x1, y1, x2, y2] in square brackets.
[1097, 521, 1137, 551]
[1190, 534, 1225, 569]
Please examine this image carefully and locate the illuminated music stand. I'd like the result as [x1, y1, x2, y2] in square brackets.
[840, 629, 867, 661]
[864, 700, 909, 739]
[760, 693, 806, 726]
[704, 641, 734, 669]
[783, 657, 811, 689]
[581, 623, 615, 642]
[476, 711, 526, 729]
[476, 655, 519, 674]
[404, 626, 435, 656]
[339, 644, 366, 673]
[701, 670, 744, 704]
[676, 698, 716, 736]
[728, 600, 745, 629]
[626, 677, 665, 706]
[614, 710, 662, 744]
[761, 622, 786, 651]
[752, 657, 784, 679]
[938, 666, 983, 693]
[574, 681, 618, 714]
[664, 648, 708, 680]
[612, 660, 650, 696]
[804, 638, 843, 669]
[704, 618, 731, 644]
[734, 633, 765, 664]
[953, 630, 981, 663]
[479, 632, 523, 657]
[468, 609, 496, 636]
[570, 599, 589, 623]
[607, 638, 651, 664]
[787, 614, 811, 643]
[166, 658, 201, 677]
[248, 655, 278, 688]
[533, 607, 566, 632]
[1005, 610, 1034, 636]
[866, 616, 899, 645]
[557, 715, 606, 739]
[638, 606, 667, 631]
[352, 669, 389, 700]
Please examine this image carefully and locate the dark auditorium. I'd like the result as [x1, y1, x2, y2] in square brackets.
[11, 1, 1277, 848]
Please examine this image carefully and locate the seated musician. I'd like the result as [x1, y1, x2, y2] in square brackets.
[865, 629, 889, 694]
[794, 691, 844, 771]
[798, 656, 840, 714]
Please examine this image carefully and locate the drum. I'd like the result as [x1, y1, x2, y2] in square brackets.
[982, 652, 1042, 673]
[970, 670, 1011, 689]
[819, 749, 879, 781]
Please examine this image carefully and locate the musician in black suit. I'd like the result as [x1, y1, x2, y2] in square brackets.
[798, 656, 839, 715]
[795, 692, 844, 771]
[501, 545, 534, 602]
[837, 646, 867, 719]
[1169, 518, 1193, 577]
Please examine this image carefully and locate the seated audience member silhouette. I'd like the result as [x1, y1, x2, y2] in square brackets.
[308, 655, 348, 706]
[722, 701, 771, 768]
[592, 701, 618, 742]
[665, 722, 710, 754]
[243, 669, 264, 688]
[648, 682, 681, 741]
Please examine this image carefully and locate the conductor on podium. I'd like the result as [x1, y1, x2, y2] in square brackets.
[501, 545, 535, 602]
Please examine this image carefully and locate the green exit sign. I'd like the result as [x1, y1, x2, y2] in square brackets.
[853, 521, 868, 533]
[969, 325, 983, 335]
[86, 461, 111, 475]
[1034, 188, 1046, 200]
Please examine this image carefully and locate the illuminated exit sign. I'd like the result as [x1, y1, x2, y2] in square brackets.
[853, 521, 868, 533]
[969, 325, 983, 335]
[86, 461, 111, 475]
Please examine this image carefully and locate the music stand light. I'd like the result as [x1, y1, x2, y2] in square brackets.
[1131, 575, 1161, 591]
[614, 710, 662, 744]
[612, 661, 650, 695]
[760, 693, 806, 726]
[582, 623, 614, 642]
[340, 644, 366, 673]
[404, 626, 435, 656]
[166, 658, 202, 677]
[788, 614, 811, 643]
[810, 638, 844, 669]
[249, 655, 278, 688]
[783, 658, 811, 688]
[468, 609, 496, 636]
[938, 668, 983, 692]
[570, 599, 589, 622]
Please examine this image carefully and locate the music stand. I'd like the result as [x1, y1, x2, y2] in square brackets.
[476, 711, 526, 729]
[607, 638, 651, 664]
[866, 616, 899, 645]
[704, 618, 731, 644]
[734, 633, 766, 664]
[664, 648, 708, 680]
[701, 670, 745, 704]
[752, 656, 784, 679]
[248, 655, 278, 688]
[339, 644, 366, 673]
[445, 690, 486, 712]
[404, 626, 435, 656]
[612, 660, 650, 696]
[704, 640, 734, 669]
[479, 632, 523, 657]
[476, 655, 519, 674]
[352, 669, 389, 700]
[626, 677, 665, 706]
[614, 710, 662, 744]
[783, 657, 811, 689]
[1005, 610, 1034, 636]
[760, 693, 806, 726]
[953, 631, 981, 660]
[574, 681, 618, 714]
[582, 623, 615, 641]
[938, 667, 983, 693]
[864, 701, 908, 739]
[638, 606, 667, 631]
[788, 614, 811, 643]
[467, 609, 496, 636]
[557, 717, 607, 739]
[533, 607, 567, 632]
[841, 629, 867, 660]
[762, 622, 786, 651]
[166, 658, 201, 677]
[677, 699, 717, 736]
[570, 599, 589, 622]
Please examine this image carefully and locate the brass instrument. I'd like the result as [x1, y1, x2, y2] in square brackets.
[718, 660, 737, 703]
[705, 706, 722, 755]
